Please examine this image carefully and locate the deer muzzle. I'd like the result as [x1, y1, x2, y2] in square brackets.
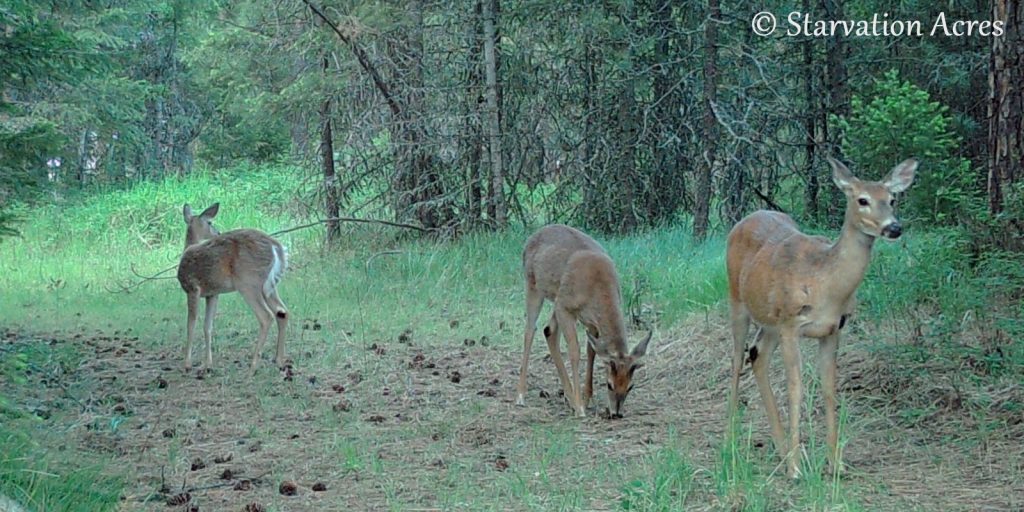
[881, 222, 902, 239]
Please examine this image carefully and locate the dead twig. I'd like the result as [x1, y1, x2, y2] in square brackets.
[106, 217, 425, 295]
[131, 264, 176, 280]
[105, 264, 177, 294]
[271, 217, 429, 237]
[365, 250, 405, 274]
[751, 185, 787, 214]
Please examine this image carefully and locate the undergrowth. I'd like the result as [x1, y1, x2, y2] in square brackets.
[0, 162, 1020, 509]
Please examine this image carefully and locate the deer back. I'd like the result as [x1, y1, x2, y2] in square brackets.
[178, 229, 285, 298]
[728, 212, 841, 326]
[523, 224, 627, 350]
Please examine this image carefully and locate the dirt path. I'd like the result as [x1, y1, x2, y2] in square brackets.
[5, 314, 1022, 511]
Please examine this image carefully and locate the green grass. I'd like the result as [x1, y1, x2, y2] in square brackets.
[620, 431, 696, 511]
[0, 163, 727, 348]
[0, 163, 730, 510]
[0, 434, 122, 512]
[0, 342, 123, 512]
[1, 163, 1021, 510]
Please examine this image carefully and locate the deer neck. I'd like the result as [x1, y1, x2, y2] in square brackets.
[184, 230, 208, 250]
[594, 311, 628, 357]
[823, 216, 877, 299]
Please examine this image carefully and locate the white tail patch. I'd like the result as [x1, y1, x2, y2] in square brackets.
[264, 244, 287, 297]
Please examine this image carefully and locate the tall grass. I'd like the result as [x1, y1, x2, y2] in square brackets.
[0, 432, 122, 512]
[0, 163, 727, 348]
[0, 342, 123, 512]
[2, 163, 1020, 510]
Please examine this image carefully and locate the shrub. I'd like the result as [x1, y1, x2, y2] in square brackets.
[834, 70, 976, 224]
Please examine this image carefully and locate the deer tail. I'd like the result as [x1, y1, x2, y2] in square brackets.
[264, 243, 287, 302]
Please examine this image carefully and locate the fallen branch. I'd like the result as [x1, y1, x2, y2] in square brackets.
[271, 217, 429, 237]
[751, 186, 786, 214]
[132, 263, 177, 280]
[105, 264, 177, 294]
[105, 217, 426, 295]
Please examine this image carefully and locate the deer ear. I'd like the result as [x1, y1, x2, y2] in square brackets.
[828, 157, 857, 194]
[628, 363, 643, 377]
[586, 332, 608, 357]
[183, 204, 193, 223]
[199, 203, 220, 220]
[631, 331, 653, 358]
[883, 158, 918, 193]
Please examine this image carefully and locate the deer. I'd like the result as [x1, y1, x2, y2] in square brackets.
[177, 203, 289, 374]
[516, 224, 652, 418]
[726, 157, 917, 478]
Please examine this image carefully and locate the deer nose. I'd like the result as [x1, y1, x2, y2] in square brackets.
[882, 222, 902, 239]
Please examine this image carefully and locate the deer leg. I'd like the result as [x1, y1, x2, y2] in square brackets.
[583, 339, 596, 409]
[516, 286, 544, 406]
[203, 295, 218, 368]
[819, 333, 841, 475]
[779, 329, 804, 479]
[543, 311, 574, 413]
[184, 291, 199, 371]
[728, 302, 751, 416]
[555, 307, 585, 418]
[750, 328, 788, 469]
[265, 289, 288, 367]
[238, 285, 274, 375]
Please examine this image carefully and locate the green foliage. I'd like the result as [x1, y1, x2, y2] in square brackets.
[0, 2, 93, 238]
[834, 70, 976, 224]
[0, 427, 123, 512]
[0, 343, 123, 512]
[620, 444, 695, 510]
[860, 228, 1024, 383]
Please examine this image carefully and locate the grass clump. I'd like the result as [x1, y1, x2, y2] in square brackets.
[0, 341, 123, 512]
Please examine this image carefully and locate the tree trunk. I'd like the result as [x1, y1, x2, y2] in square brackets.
[989, 0, 1023, 217]
[650, 0, 686, 224]
[693, 0, 719, 241]
[482, 0, 506, 227]
[320, 55, 340, 243]
[77, 128, 89, 184]
[803, 0, 819, 220]
[304, 1, 457, 230]
[616, 81, 639, 233]
[821, 0, 849, 224]
[464, 1, 484, 225]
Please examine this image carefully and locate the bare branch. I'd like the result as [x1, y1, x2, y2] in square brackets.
[270, 217, 430, 237]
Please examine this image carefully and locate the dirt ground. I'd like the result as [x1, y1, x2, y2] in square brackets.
[4, 312, 1023, 511]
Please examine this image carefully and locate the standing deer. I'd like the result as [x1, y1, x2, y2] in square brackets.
[177, 203, 288, 373]
[516, 224, 652, 418]
[727, 157, 917, 478]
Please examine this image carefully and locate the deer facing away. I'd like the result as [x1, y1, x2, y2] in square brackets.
[517, 224, 652, 418]
[726, 157, 917, 478]
[177, 203, 288, 373]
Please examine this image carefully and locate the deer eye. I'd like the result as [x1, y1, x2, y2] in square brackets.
[857, 198, 869, 206]
[606, 383, 613, 390]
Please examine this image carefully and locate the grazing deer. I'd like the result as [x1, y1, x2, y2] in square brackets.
[727, 157, 917, 478]
[177, 203, 288, 373]
[516, 224, 652, 418]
